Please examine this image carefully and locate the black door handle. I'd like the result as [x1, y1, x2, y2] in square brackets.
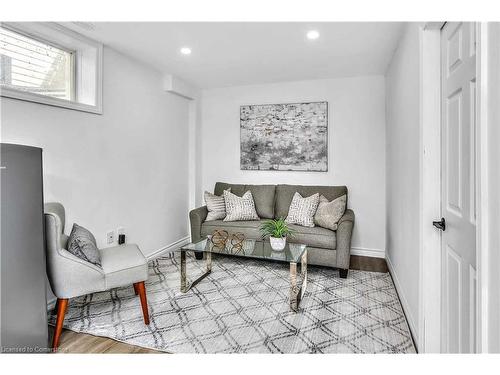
[433, 217, 446, 231]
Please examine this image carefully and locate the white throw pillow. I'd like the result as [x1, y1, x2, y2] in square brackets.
[314, 194, 347, 231]
[223, 190, 259, 221]
[204, 188, 231, 221]
[285, 192, 320, 227]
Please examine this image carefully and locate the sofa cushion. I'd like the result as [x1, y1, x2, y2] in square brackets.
[201, 220, 336, 250]
[275, 184, 348, 219]
[214, 182, 246, 197]
[215, 182, 275, 219]
[99, 244, 148, 289]
[288, 224, 336, 249]
[201, 220, 262, 239]
[243, 184, 275, 219]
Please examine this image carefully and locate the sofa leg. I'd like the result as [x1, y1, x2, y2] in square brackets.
[52, 298, 68, 350]
[339, 269, 348, 278]
[134, 281, 150, 325]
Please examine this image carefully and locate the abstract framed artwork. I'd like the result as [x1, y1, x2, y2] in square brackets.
[240, 101, 328, 172]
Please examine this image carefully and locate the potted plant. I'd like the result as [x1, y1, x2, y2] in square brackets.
[260, 218, 295, 251]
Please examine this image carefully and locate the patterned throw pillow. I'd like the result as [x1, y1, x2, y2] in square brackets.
[314, 194, 347, 231]
[204, 188, 231, 221]
[285, 192, 320, 227]
[223, 190, 260, 222]
[67, 223, 102, 267]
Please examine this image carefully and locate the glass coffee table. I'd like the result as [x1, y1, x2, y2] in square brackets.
[178, 237, 308, 312]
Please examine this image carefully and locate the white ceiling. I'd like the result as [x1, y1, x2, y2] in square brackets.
[65, 22, 404, 89]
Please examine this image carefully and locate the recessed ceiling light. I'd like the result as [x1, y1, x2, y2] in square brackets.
[306, 30, 320, 40]
[180, 47, 192, 55]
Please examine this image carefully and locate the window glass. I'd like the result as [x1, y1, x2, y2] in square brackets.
[0, 26, 74, 101]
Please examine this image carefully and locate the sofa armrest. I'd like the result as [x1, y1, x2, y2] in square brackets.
[336, 209, 355, 270]
[189, 205, 208, 243]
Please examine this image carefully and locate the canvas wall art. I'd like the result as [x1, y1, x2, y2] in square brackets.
[240, 101, 328, 171]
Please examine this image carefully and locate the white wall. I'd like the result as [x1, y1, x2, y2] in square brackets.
[481, 22, 500, 353]
[1, 47, 191, 257]
[385, 23, 422, 344]
[200, 76, 386, 256]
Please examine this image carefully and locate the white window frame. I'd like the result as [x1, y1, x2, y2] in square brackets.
[0, 22, 103, 114]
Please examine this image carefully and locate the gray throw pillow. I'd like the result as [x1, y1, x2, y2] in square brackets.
[204, 188, 231, 221]
[67, 223, 102, 267]
[223, 190, 259, 221]
[314, 194, 347, 231]
[285, 192, 320, 227]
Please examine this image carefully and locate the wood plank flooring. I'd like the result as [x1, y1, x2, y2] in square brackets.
[49, 255, 388, 354]
[349, 255, 388, 273]
[48, 326, 160, 353]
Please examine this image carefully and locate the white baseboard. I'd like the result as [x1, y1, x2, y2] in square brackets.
[351, 246, 385, 258]
[386, 255, 419, 351]
[146, 235, 191, 260]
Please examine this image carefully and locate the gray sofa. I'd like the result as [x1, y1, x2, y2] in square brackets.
[189, 182, 355, 278]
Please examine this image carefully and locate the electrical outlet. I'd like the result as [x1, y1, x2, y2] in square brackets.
[117, 226, 125, 245]
[106, 230, 115, 244]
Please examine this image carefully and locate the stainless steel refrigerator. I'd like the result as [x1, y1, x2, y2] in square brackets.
[1, 143, 48, 353]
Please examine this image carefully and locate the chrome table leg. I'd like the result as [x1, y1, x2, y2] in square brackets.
[180, 250, 212, 293]
[181, 250, 188, 293]
[289, 249, 308, 312]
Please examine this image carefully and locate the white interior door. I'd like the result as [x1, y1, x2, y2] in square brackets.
[440, 22, 477, 353]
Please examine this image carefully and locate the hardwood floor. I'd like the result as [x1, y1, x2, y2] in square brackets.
[49, 255, 388, 354]
[350, 254, 388, 273]
[48, 326, 160, 353]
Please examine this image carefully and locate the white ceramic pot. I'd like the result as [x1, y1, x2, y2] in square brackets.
[270, 236, 286, 251]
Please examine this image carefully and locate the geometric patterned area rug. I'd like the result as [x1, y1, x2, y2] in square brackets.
[49, 253, 416, 353]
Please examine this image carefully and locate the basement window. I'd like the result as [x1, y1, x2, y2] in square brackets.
[0, 27, 75, 100]
[0, 23, 103, 114]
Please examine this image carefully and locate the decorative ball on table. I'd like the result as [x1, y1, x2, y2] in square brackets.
[210, 229, 229, 249]
[229, 232, 245, 254]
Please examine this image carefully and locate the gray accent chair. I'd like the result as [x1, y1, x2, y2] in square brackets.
[44, 202, 150, 350]
[190, 183, 355, 278]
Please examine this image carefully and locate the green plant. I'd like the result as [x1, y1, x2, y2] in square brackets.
[260, 218, 295, 239]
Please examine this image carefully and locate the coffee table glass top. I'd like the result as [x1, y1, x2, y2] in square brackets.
[181, 237, 307, 263]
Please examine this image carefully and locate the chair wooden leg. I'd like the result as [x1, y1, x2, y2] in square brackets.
[52, 298, 68, 351]
[134, 282, 150, 325]
[133, 283, 139, 295]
